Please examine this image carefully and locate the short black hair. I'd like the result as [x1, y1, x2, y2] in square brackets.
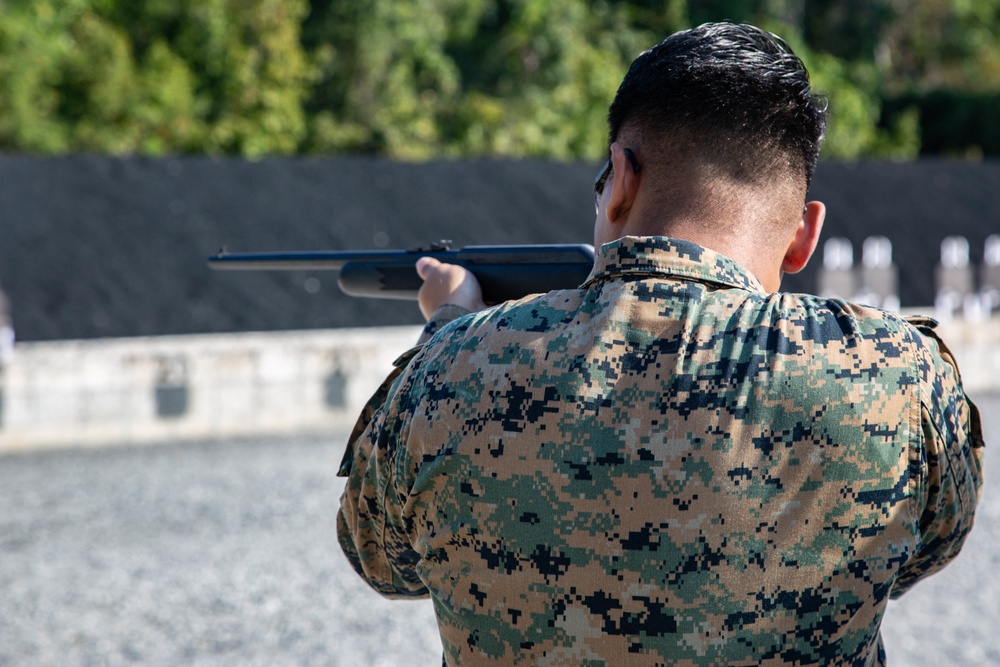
[607, 22, 827, 188]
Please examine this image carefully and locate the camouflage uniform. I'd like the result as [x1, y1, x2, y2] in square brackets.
[338, 236, 985, 666]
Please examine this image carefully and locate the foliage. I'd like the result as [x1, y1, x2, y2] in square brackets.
[0, 0, 997, 160]
[0, 0, 314, 156]
[785, 34, 920, 160]
[882, 90, 1000, 158]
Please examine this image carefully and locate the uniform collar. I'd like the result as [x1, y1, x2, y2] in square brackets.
[583, 236, 766, 294]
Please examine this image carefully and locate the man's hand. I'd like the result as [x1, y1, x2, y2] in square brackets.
[416, 257, 488, 321]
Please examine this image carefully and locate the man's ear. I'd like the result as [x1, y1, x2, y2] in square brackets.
[781, 201, 826, 274]
[605, 143, 640, 225]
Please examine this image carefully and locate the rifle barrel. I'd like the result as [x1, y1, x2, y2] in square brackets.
[207, 243, 596, 301]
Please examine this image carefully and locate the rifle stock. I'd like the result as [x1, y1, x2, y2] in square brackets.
[208, 241, 596, 303]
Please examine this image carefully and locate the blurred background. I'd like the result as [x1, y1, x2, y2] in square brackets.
[0, 0, 998, 161]
[0, 1, 997, 665]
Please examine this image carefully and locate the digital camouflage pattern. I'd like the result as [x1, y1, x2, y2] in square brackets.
[338, 236, 985, 666]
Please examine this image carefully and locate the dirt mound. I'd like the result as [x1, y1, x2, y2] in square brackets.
[0, 156, 996, 341]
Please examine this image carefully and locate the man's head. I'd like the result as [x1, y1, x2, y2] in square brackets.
[595, 22, 828, 291]
[608, 22, 826, 192]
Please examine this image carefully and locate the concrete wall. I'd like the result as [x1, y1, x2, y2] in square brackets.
[0, 326, 422, 452]
[1, 318, 997, 452]
[931, 316, 1000, 396]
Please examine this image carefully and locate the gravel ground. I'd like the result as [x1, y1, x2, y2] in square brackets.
[0, 436, 441, 667]
[1, 394, 996, 667]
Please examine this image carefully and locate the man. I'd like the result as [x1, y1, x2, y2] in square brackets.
[337, 22, 984, 666]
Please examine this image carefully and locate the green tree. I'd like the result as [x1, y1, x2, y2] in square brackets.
[0, 0, 997, 159]
[875, 0, 1000, 92]
[303, 0, 467, 158]
[0, 0, 314, 156]
[303, 0, 671, 160]
[435, 0, 652, 159]
[168, 0, 314, 156]
[0, 1, 83, 152]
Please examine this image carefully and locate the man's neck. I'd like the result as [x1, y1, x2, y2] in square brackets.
[618, 215, 788, 293]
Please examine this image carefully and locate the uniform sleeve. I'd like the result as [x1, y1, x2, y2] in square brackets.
[336, 343, 429, 598]
[417, 303, 473, 344]
[336, 303, 472, 479]
[893, 322, 986, 597]
[336, 301, 474, 598]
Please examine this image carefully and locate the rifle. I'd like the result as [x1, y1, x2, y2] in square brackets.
[208, 241, 596, 303]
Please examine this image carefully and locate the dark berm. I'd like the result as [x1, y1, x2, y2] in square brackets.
[1, 156, 997, 342]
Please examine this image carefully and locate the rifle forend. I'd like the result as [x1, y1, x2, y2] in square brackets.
[208, 241, 596, 303]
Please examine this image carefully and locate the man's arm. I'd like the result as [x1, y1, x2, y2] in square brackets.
[338, 257, 486, 478]
[336, 260, 487, 596]
[893, 321, 986, 597]
[335, 343, 430, 598]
